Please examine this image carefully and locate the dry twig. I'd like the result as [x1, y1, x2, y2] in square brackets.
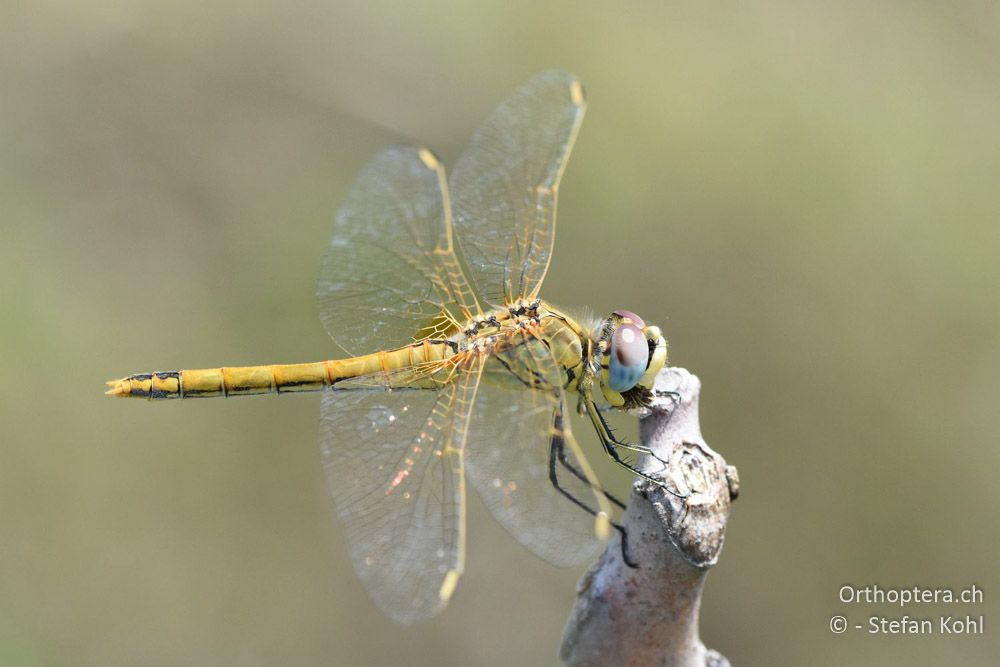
[561, 368, 738, 667]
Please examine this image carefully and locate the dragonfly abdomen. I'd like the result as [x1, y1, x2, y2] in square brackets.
[105, 363, 333, 399]
[106, 340, 458, 399]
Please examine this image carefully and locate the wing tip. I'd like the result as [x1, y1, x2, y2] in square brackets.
[533, 69, 586, 107]
[570, 79, 586, 107]
[417, 147, 441, 170]
[438, 568, 461, 602]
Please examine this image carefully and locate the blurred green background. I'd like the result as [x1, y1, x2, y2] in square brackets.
[2, 1, 998, 665]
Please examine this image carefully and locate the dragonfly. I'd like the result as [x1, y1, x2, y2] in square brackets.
[107, 71, 669, 624]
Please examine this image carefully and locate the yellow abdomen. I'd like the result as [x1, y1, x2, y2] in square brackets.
[106, 339, 457, 399]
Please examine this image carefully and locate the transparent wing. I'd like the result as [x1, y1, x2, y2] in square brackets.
[319, 358, 482, 624]
[464, 332, 608, 566]
[317, 146, 479, 357]
[450, 70, 586, 306]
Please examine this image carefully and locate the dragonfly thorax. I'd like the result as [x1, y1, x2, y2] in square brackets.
[463, 314, 502, 337]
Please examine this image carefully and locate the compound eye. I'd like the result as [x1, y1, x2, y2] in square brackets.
[608, 323, 648, 392]
[613, 310, 645, 328]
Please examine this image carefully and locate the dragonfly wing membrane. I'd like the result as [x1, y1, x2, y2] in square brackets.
[450, 70, 586, 306]
[318, 146, 478, 357]
[464, 334, 604, 566]
[320, 358, 482, 623]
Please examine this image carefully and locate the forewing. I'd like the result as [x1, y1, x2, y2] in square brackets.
[317, 146, 478, 357]
[464, 333, 604, 566]
[450, 70, 586, 306]
[319, 360, 481, 624]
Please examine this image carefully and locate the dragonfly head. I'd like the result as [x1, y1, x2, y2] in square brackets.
[597, 310, 667, 409]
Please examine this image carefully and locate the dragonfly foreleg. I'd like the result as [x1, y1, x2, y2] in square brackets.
[583, 396, 689, 500]
[584, 395, 651, 456]
[577, 395, 628, 416]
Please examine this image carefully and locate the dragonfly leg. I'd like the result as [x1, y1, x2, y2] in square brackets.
[547, 430, 637, 568]
[546, 435, 621, 516]
[616, 524, 638, 569]
[643, 389, 682, 467]
[653, 389, 682, 406]
[548, 407, 626, 511]
[591, 403, 651, 454]
[553, 440, 626, 510]
[584, 397, 689, 501]
[593, 389, 682, 459]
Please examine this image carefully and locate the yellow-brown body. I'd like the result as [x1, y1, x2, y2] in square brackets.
[106, 301, 590, 401]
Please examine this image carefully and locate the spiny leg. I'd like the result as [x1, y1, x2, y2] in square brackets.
[653, 389, 682, 405]
[592, 389, 684, 455]
[584, 397, 689, 501]
[592, 404, 652, 454]
[548, 410, 637, 567]
[548, 407, 620, 511]
[554, 442, 626, 511]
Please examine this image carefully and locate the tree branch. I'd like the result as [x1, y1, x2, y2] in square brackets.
[561, 368, 738, 667]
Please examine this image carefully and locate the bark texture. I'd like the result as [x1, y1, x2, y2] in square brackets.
[561, 368, 738, 667]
